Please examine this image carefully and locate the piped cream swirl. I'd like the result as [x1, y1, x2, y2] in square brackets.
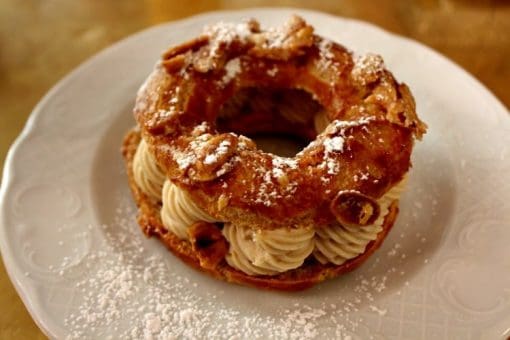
[133, 139, 166, 201]
[313, 179, 407, 265]
[223, 224, 315, 276]
[161, 179, 217, 240]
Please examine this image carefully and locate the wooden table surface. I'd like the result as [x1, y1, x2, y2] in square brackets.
[0, 0, 508, 338]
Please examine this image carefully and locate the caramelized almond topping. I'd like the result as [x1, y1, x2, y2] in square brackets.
[162, 36, 209, 60]
[188, 134, 238, 182]
[162, 53, 188, 73]
[330, 191, 380, 227]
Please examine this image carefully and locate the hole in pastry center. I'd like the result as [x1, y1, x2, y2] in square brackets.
[249, 133, 307, 157]
[217, 87, 323, 157]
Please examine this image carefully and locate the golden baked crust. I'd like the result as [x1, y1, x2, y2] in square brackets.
[123, 130, 399, 290]
[133, 16, 426, 231]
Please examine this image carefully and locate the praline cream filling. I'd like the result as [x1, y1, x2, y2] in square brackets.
[132, 138, 406, 276]
[313, 179, 406, 265]
[222, 224, 315, 276]
[132, 139, 166, 201]
[160, 179, 217, 240]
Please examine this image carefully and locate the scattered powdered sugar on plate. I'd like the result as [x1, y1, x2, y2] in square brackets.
[63, 196, 411, 339]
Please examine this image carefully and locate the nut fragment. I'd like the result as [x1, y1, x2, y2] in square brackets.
[162, 54, 188, 73]
[249, 15, 314, 60]
[330, 191, 380, 227]
[188, 134, 238, 182]
[188, 222, 228, 270]
[217, 194, 230, 211]
[162, 35, 209, 60]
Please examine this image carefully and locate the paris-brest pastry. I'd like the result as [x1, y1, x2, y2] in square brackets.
[122, 15, 427, 290]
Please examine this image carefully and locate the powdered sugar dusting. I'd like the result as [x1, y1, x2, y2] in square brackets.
[204, 139, 232, 165]
[221, 58, 241, 85]
[147, 108, 178, 128]
[168, 132, 236, 176]
[251, 156, 299, 207]
[325, 117, 374, 135]
[175, 150, 196, 171]
[253, 170, 279, 207]
[324, 136, 344, 153]
[192, 121, 209, 135]
[272, 156, 298, 170]
[315, 117, 375, 181]
[317, 39, 337, 73]
[272, 166, 285, 179]
[204, 21, 252, 59]
[205, 21, 252, 42]
[351, 53, 384, 84]
[60, 195, 409, 339]
[319, 39, 334, 59]
[264, 26, 288, 49]
[353, 53, 384, 72]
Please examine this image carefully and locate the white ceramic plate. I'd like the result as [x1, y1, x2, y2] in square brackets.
[1, 8, 509, 340]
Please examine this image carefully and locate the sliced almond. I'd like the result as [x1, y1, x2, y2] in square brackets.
[162, 54, 187, 73]
[217, 194, 230, 211]
[188, 134, 238, 182]
[330, 190, 380, 227]
[162, 35, 208, 60]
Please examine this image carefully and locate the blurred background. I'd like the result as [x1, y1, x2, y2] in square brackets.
[0, 0, 508, 338]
